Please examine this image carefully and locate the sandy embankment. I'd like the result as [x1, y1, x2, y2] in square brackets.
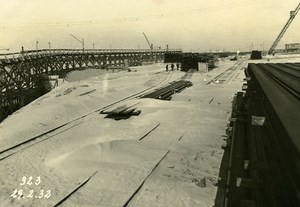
[0, 60, 245, 207]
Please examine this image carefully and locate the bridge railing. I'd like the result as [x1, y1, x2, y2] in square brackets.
[0, 48, 182, 61]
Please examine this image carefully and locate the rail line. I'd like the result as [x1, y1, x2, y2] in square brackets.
[47, 130, 184, 206]
[0, 70, 177, 161]
[52, 171, 98, 207]
[181, 69, 194, 80]
[206, 59, 247, 85]
[48, 124, 162, 206]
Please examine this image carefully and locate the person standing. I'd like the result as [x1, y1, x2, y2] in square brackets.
[166, 64, 169, 71]
[171, 63, 174, 71]
[176, 63, 180, 70]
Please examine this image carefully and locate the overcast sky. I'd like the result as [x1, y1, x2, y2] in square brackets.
[0, 0, 299, 53]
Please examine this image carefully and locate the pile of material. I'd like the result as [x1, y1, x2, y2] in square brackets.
[140, 80, 192, 100]
[100, 104, 141, 120]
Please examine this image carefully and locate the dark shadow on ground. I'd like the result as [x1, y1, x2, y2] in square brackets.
[214, 135, 231, 207]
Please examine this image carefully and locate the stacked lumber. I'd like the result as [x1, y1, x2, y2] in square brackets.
[100, 104, 141, 120]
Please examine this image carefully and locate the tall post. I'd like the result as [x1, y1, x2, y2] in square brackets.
[166, 44, 169, 52]
[82, 39, 85, 53]
[150, 43, 153, 61]
[36, 41, 39, 54]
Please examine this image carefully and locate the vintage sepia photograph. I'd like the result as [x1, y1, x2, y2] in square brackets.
[0, 0, 300, 206]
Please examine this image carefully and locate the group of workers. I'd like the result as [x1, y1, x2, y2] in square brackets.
[166, 63, 180, 71]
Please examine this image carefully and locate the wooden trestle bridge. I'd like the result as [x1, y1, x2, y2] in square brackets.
[0, 48, 181, 122]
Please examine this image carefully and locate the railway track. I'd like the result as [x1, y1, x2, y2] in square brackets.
[0, 70, 177, 162]
[207, 59, 247, 85]
[1, 69, 190, 206]
[181, 69, 194, 80]
[51, 132, 184, 207]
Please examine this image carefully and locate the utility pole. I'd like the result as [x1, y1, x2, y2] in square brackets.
[36, 41, 39, 53]
[48, 42, 51, 49]
[70, 34, 84, 52]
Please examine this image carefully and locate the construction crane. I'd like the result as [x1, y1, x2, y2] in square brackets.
[70, 34, 85, 52]
[268, 3, 300, 55]
[142, 32, 153, 51]
[142, 33, 162, 50]
[142, 32, 154, 61]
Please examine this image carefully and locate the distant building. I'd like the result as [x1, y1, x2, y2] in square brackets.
[285, 43, 300, 52]
[250, 50, 262, 60]
[164, 52, 218, 71]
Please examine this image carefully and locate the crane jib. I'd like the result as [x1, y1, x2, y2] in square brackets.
[268, 3, 300, 55]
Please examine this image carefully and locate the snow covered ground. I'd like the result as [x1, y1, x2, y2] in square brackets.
[1, 55, 297, 207]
